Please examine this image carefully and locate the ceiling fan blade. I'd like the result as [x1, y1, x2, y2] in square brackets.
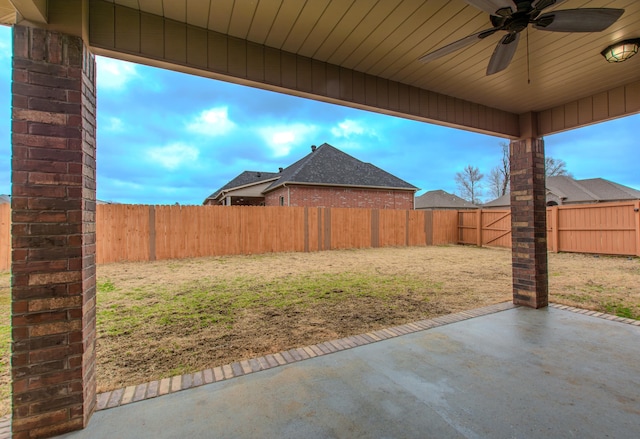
[465, 0, 516, 16]
[534, 8, 625, 33]
[418, 28, 499, 63]
[486, 33, 520, 75]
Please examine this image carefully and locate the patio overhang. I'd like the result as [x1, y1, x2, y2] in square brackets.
[5, 0, 640, 437]
[3, 0, 638, 137]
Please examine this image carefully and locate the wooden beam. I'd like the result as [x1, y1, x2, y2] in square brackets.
[11, 0, 47, 23]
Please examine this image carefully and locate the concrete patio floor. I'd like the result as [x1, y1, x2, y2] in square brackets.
[22, 304, 640, 438]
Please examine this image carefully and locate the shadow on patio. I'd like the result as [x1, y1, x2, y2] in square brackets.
[38, 303, 640, 439]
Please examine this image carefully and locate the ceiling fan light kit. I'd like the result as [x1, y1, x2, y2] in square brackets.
[601, 39, 640, 63]
[419, 0, 625, 75]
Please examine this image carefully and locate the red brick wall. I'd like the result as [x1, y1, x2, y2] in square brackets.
[264, 185, 414, 210]
[510, 137, 548, 309]
[11, 26, 97, 438]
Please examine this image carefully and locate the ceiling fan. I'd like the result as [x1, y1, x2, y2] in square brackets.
[418, 0, 625, 75]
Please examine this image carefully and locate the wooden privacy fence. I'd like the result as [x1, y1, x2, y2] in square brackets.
[95, 205, 459, 264]
[0, 203, 10, 270]
[458, 201, 640, 256]
[0, 201, 638, 270]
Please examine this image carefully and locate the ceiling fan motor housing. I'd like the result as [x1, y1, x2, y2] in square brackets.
[490, 1, 536, 33]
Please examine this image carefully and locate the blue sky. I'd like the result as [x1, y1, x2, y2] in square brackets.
[0, 25, 638, 205]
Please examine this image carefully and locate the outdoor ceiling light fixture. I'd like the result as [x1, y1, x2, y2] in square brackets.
[601, 39, 640, 63]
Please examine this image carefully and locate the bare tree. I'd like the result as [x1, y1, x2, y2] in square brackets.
[475, 143, 571, 202]
[545, 157, 572, 177]
[455, 165, 484, 204]
[488, 142, 510, 199]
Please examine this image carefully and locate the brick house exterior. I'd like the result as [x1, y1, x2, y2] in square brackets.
[206, 143, 418, 209]
[264, 185, 414, 209]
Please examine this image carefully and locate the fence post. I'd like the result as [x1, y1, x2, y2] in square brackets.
[371, 209, 379, 248]
[405, 210, 410, 247]
[635, 201, 640, 257]
[476, 209, 483, 247]
[324, 208, 331, 250]
[551, 206, 559, 253]
[149, 205, 156, 261]
[0, 204, 10, 270]
[424, 210, 433, 246]
[317, 207, 323, 251]
[304, 207, 309, 252]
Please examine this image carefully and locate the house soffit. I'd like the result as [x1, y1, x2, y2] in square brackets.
[7, 0, 640, 137]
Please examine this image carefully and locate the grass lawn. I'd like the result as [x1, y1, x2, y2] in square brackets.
[1, 245, 638, 417]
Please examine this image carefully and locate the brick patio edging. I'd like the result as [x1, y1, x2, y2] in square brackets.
[93, 301, 516, 412]
[0, 417, 8, 439]
[2, 301, 639, 438]
[548, 303, 640, 326]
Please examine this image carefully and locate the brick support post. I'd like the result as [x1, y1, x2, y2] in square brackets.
[11, 26, 97, 438]
[509, 137, 548, 308]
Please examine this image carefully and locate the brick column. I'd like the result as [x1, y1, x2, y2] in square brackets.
[509, 138, 548, 308]
[11, 26, 97, 438]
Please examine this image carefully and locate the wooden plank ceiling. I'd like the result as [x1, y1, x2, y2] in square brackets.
[1, 0, 638, 134]
[91, 0, 640, 115]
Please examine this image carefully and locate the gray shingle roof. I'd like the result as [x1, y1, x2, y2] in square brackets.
[483, 176, 640, 207]
[482, 193, 510, 208]
[206, 171, 280, 202]
[263, 143, 417, 192]
[545, 176, 640, 203]
[415, 190, 478, 209]
[568, 177, 640, 202]
[545, 176, 599, 203]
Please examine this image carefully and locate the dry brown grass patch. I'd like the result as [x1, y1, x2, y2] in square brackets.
[0, 245, 638, 417]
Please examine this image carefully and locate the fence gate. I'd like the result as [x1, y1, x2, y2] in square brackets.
[458, 209, 511, 248]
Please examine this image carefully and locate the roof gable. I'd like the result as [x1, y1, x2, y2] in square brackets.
[546, 176, 640, 203]
[484, 176, 640, 207]
[415, 190, 477, 209]
[482, 193, 510, 208]
[264, 143, 417, 192]
[546, 176, 599, 203]
[576, 178, 640, 201]
[206, 170, 280, 202]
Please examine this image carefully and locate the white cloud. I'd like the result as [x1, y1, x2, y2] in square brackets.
[104, 177, 145, 191]
[187, 107, 236, 136]
[258, 123, 317, 157]
[103, 117, 124, 132]
[329, 119, 382, 152]
[331, 119, 365, 138]
[0, 38, 9, 61]
[96, 57, 139, 90]
[147, 143, 199, 170]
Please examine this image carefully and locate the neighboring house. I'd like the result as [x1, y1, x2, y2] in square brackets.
[204, 143, 418, 210]
[415, 190, 478, 210]
[203, 171, 280, 206]
[483, 176, 640, 208]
